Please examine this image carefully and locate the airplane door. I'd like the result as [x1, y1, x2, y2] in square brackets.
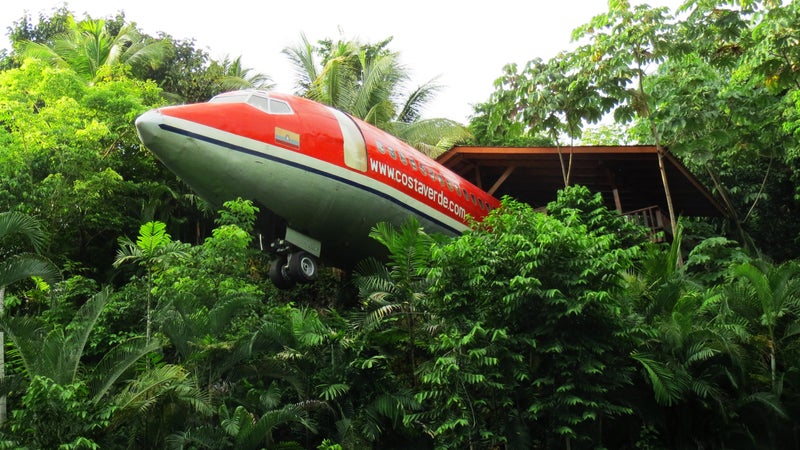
[327, 107, 367, 172]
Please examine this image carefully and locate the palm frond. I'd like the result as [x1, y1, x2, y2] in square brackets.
[60, 288, 110, 383]
[737, 391, 788, 419]
[396, 78, 442, 124]
[0, 253, 61, 288]
[393, 118, 472, 155]
[112, 363, 210, 425]
[0, 211, 49, 252]
[631, 351, 688, 406]
[90, 335, 163, 403]
[282, 33, 320, 95]
[0, 314, 47, 379]
[17, 40, 69, 69]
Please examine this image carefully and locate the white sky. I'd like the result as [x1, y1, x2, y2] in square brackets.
[1, 0, 683, 123]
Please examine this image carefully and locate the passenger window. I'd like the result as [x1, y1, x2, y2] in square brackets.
[410, 158, 417, 170]
[400, 153, 407, 165]
[377, 141, 386, 154]
[420, 165, 428, 176]
[471, 193, 477, 205]
[388, 146, 397, 159]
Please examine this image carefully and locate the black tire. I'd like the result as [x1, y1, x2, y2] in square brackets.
[268, 256, 295, 289]
[288, 251, 318, 284]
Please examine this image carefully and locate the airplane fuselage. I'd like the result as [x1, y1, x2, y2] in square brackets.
[135, 91, 499, 278]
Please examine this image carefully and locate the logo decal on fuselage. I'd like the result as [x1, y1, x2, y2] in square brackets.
[275, 127, 300, 147]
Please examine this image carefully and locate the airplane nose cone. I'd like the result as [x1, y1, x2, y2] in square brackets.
[135, 109, 163, 150]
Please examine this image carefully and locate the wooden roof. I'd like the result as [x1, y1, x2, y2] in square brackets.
[437, 145, 725, 217]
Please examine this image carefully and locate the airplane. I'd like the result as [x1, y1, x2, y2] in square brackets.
[135, 90, 500, 288]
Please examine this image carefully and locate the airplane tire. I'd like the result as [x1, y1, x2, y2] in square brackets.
[289, 251, 318, 284]
[269, 256, 295, 289]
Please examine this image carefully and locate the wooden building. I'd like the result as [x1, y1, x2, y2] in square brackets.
[437, 145, 726, 240]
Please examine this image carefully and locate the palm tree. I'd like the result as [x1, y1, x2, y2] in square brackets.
[728, 260, 800, 395]
[0, 287, 211, 447]
[213, 55, 274, 92]
[166, 395, 316, 450]
[283, 33, 470, 155]
[114, 221, 188, 344]
[0, 288, 157, 390]
[623, 226, 752, 446]
[18, 17, 170, 82]
[0, 211, 60, 425]
[354, 219, 436, 379]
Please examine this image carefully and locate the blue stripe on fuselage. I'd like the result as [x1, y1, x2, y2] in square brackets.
[158, 123, 461, 235]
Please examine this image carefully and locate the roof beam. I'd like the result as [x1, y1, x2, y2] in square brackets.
[488, 165, 516, 196]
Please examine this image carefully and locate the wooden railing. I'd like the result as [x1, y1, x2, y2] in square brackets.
[623, 205, 670, 242]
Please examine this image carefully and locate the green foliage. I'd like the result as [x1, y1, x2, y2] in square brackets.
[684, 235, 751, 285]
[16, 16, 171, 83]
[546, 184, 651, 248]
[415, 195, 641, 448]
[0, 212, 61, 306]
[0, 57, 166, 272]
[4, 375, 105, 449]
[728, 260, 800, 395]
[283, 33, 469, 153]
[476, 0, 800, 259]
[215, 198, 259, 231]
[3, 3, 800, 449]
[354, 219, 437, 380]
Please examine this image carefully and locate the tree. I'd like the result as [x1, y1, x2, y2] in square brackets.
[212, 55, 273, 92]
[0, 211, 60, 425]
[114, 221, 188, 343]
[354, 219, 437, 384]
[729, 260, 800, 395]
[0, 56, 169, 273]
[572, 2, 682, 235]
[17, 16, 170, 83]
[617, 0, 800, 260]
[476, 55, 611, 185]
[283, 33, 469, 155]
[0, 5, 72, 70]
[620, 225, 752, 447]
[0, 288, 180, 448]
[414, 190, 643, 449]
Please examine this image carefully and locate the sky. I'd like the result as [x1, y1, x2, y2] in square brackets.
[0, 0, 683, 123]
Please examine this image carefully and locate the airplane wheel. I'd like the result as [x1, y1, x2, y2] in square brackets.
[289, 251, 318, 284]
[269, 256, 295, 290]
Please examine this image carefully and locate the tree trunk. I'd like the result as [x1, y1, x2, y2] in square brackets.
[0, 285, 6, 426]
[656, 145, 677, 237]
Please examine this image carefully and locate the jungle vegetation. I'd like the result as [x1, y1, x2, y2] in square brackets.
[0, 1, 799, 448]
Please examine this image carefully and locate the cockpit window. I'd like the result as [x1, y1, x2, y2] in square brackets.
[209, 93, 250, 104]
[269, 99, 292, 114]
[209, 91, 293, 115]
[246, 95, 269, 111]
